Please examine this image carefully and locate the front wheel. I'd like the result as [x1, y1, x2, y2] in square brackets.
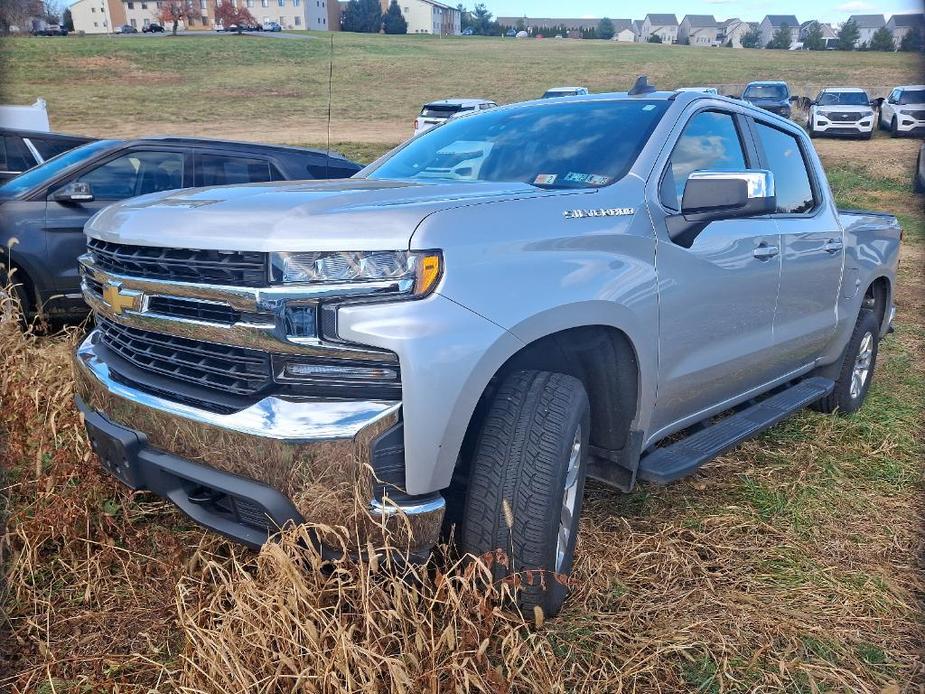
[461, 370, 590, 617]
[812, 310, 880, 415]
[891, 117, 900, 138]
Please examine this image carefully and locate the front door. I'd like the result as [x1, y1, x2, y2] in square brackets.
[648, 108, 783, 437]
[43, 148, 187, 293]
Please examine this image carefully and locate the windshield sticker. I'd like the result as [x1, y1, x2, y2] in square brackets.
[534, 174, 558, 185]
[587, 175, 611, 186]
[643, 104, 657, 111]
[564, 172, 590, 183]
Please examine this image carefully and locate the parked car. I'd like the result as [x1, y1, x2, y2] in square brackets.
[916, 143, 925, 194]
[142, 23, 164, 32]
[741, 81, 792, 118]
[118, 24, 138, 33]
[541, 87, 590, 99]
[0, 137, 361, 320]
[878, 85, 925, 137]
[263, 21, 282, 31]
[462, 27, 474, 36]
[413, 99, 497, 136]
[71, 88, 901, 617]
[32, 24, 68, 36]
[807, 87, 875, 139]
[0, 128, 96, 184]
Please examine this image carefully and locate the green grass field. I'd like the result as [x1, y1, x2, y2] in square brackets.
[1, 33, 922, 145]
[1, 32, 924, 692]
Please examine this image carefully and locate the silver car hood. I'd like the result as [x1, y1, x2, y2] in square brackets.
[85, 178, 564, 252]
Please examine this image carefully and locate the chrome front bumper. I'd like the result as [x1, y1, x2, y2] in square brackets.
[74, 332, 445, 550]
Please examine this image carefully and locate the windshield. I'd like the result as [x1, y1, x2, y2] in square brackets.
[368, 100, 669, 189]
[898, 89, 925, 105]
[0, 139, 117, 198]
[743, 84, 788, 100]
[818, 91, 870, 106]
[421, 104, 468, 119]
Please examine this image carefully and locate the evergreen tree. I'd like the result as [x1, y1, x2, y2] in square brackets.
[597, 17, 614, 40]
[802, 22, 825, 51]
[647, 33, 662, 43]
[382, 0, 406, 34]
[740, 26, 761, 48]
[836, 18, 860, 50]
[767, 23, 792, 49]
[62, 7, 73, 31]
[899, 28, 923, 52]
[868, 27, 895, 51]
[342, 0, 382, 33]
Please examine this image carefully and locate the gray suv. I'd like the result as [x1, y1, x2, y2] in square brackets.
[72, 89, 901, 616]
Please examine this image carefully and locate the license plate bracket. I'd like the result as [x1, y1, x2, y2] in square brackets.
[83, 410, 146, 490]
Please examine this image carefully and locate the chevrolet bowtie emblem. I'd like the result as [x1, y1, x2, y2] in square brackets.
[102, 282, 142, 315]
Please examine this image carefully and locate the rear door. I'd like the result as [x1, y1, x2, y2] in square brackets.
[750, 118, 843, 366]
[43, 146, 189, 292]
[648, 107, 783, 437]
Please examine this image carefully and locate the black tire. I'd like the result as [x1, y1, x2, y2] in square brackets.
[891, 117, 900, 138]
[808, 122, 817, 138]
[812, 310, 880, 415]
[862, 130, 873, 140]
[461, 370, 590, 618]
[915, 149, 925, 194]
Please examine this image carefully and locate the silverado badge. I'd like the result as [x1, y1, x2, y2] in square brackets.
[563, 207, 635, 220]
[102, 282, 143, 315]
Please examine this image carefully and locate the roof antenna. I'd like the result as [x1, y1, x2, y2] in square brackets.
[628, 75, 656, 96]
[325, 33, 334, 180]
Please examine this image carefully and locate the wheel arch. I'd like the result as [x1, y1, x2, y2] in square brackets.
[864, 275, 891, 336]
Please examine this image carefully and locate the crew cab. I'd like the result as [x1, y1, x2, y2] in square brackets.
[72, 86, 901, 617]
[0, 137, 361, 319]
[879, 85, 925, 137]
[807, 87, 875, 139]
[413, 99, 497, 136]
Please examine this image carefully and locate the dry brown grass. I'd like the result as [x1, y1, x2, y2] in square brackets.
[2, 144, 924, 691]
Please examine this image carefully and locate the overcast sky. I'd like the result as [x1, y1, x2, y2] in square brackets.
[485, 0, 925, 25]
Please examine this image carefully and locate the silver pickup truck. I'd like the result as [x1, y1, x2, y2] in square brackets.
[73, 86, 901, 616]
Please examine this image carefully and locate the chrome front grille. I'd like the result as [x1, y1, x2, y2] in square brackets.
[96, 316, 273, 396]
[146, 296, 242, 325]
[87, 238, 268, 287]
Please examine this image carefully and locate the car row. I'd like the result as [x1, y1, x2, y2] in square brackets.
[0, 137, 362, 319]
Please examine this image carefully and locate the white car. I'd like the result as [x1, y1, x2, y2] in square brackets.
[879, 85, 925, 137]
[807, 87, 875, 139]
[413, 99, 497, 136]
[541, 87, 590, 99]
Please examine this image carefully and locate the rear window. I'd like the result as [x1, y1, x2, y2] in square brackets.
[421, 104, 467, 119]
[196, 153, 272, 186]
[369, 99, 669, 189]
[744, 84, 788, 99]
[1, 136, 33, 172]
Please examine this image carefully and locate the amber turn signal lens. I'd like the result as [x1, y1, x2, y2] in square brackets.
[415, 253, 442, 297]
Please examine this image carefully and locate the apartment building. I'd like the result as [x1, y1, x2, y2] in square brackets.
[383, 0, 458, 35]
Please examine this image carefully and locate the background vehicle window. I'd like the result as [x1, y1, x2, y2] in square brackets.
[76, 150, 184, 199]
[196, 154, 272, 186]
[753, 122, 816, 214]
[1, 136, 34, 172]
[29, 137, 83, 160]
[662, 111, 747, 210]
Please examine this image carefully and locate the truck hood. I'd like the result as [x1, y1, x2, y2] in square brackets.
[86, 178, 572, 252]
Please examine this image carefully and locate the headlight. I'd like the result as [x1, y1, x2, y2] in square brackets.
[818, 110, 832, 120]
[270, 250, 442, 297]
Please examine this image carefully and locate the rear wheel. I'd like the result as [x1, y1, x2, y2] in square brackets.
[812, 310, 880, 415]
[461, 370, 590, 617]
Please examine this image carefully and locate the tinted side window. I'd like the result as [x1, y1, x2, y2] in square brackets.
[753, 122, 815, 215]
[197, 154, 272, 186]
[1, 136, 34, 172]
[30, 137, 84, 160]
[75, 150, 184, 200]
[661, 111, 747, 210]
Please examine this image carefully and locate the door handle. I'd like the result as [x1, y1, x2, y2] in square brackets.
[823, 239, 844, 254]
[753, 243, 780, 260]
